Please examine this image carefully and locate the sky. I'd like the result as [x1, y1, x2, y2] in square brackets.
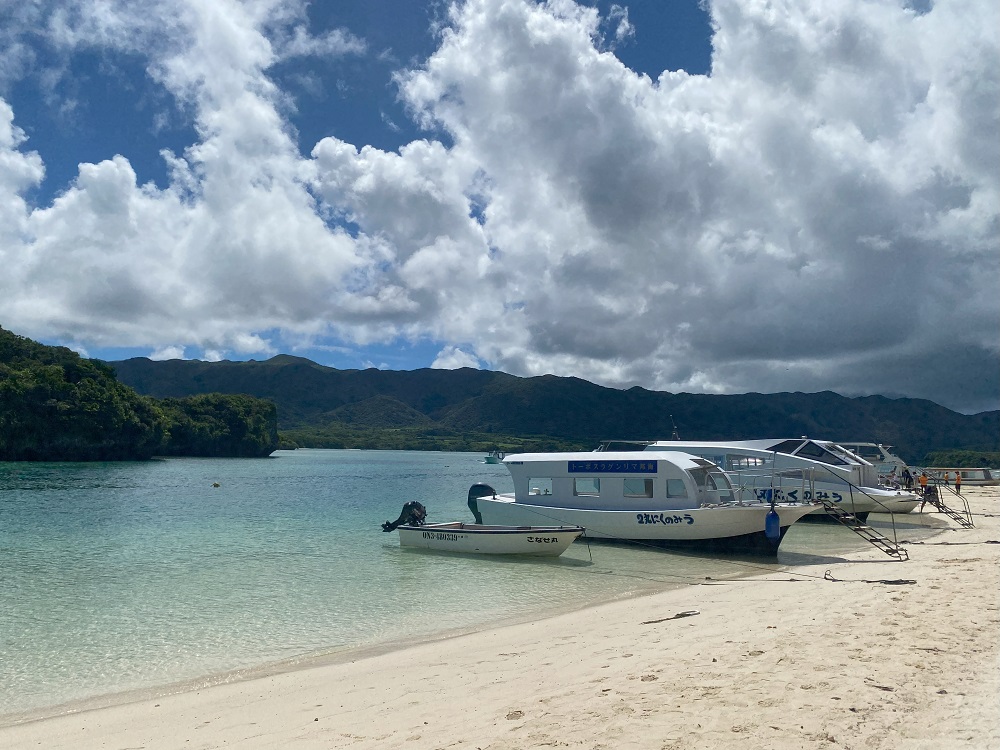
[1, 0, 997, 415]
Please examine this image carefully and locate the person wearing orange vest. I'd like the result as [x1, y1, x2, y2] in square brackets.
[955, 471, 962, 494]
[942, 471, 950, 486]
[918, 472, 929, 512]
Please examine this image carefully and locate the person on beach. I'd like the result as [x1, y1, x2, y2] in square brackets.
[942, 471, 951, 486]
[955, 471, 962, 494]
[918, 472, 930, 512]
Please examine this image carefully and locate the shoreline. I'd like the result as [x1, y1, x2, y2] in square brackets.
[3, 488, 998, 749]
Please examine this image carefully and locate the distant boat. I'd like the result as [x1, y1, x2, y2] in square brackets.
[923, 467, 1000, 486]
[395, 522, 584, 556]
[483, 449, 505, 464]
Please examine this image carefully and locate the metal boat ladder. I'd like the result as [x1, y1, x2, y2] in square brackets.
[818, 500, 909, 560]
[921, 484, 975, 528]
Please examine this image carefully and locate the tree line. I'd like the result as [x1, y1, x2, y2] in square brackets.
[0, 327, 277, 461]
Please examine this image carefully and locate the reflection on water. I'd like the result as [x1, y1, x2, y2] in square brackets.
[0, 451, 944, 718]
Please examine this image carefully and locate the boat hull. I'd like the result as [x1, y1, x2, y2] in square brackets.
[396, 522, 584, 556]
[747, 485, 921, 515]
[476, 497, 819, 556]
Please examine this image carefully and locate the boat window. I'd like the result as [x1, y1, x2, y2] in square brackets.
[709, 472, 735, 502]
[666, 479, 688, 497]
[689, 468, 709, 487]
[573, 478, 600, 496]
[794, 441, 849, 466]
[623, 478, 653, 498]
[822, 443, 863, 464]
[767, 439, 806, 454]
[527, 478, 552, 495]
[727, 455, 768, 470]
[846, 445, 882, 461]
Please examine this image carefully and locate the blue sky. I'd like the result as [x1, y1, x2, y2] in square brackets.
[0, 0, 998, 414]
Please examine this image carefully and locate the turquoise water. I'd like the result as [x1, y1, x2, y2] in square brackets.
[0, 450, 933, 718]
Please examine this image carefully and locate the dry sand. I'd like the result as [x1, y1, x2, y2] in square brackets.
[3, 487, 998, 750]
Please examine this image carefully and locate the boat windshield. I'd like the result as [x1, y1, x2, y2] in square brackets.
[767, 439, 807, 455]
[791, 441, 851, 466]
[690, 468, 736, 502]
[821, 443, 865, 464]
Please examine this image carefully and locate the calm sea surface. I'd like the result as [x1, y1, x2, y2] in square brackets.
[0, 449, 936, 718]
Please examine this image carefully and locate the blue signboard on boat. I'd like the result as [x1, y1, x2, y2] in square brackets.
[567, 460, 657, 473]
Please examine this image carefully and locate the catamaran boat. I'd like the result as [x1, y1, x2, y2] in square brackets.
[469, 451, 820, 556]
[619, 438, 921, 519]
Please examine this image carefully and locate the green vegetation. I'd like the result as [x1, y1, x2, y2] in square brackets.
[279, 424, 587, 453]
[158, 394, 278, 458]
[0, 327, 278, 461]
[0, 328, 167, 460]
[923, 450, 1000, 469]
[112, 356, 1000, 463]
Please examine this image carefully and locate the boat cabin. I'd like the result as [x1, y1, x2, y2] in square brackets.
[503, 451, 736, 510]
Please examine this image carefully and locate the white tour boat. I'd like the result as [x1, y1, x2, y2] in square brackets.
[469, 451, 819, 556]
[627, 438, 921, 518]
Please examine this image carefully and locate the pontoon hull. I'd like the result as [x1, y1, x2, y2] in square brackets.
[476, 497, 818, 556]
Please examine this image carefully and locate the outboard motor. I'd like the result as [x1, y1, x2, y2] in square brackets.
[467, 483, 496, 524]
[381, 501, 427, 532]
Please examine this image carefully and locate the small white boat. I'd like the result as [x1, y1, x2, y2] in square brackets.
[396, 521, 585, 556]
[380, 500, 584, 556]
[483, 449, 505, 464]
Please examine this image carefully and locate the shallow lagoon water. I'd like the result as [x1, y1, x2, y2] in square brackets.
[0, 449, 935, 718]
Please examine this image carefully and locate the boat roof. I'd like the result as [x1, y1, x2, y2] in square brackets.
[503, 450, 719, 473]
[644, 438, 871, 467]
[924, 466, 994, 471]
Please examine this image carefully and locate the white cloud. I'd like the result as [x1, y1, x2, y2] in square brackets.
[0, 0, 996, 413]
[432, 346, 481, 370]
[150, 345, 186, 360]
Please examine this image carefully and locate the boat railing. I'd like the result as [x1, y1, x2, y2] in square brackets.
[922, 479, 975, 528]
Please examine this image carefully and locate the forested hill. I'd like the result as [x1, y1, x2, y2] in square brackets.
[0, 327, 278, 461]
[111, 355, 999, 463]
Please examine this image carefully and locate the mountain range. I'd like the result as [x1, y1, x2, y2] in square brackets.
[110, 355, 999, 463]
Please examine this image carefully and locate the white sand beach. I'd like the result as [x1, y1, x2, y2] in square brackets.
[3, 487, 998, 750]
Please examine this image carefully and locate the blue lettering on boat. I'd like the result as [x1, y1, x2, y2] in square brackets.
[635, 513, 694, 525]
[568, 460, 657, 474]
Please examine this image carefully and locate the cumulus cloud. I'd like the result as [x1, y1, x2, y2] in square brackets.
[0, 0, 997, 413]
[150, 345, 186, 361]
[432, 346, 482, 370]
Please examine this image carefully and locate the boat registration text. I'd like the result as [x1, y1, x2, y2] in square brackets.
[422, 531, 464, 541]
